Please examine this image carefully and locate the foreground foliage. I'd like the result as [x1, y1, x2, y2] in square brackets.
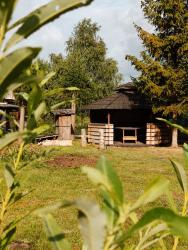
[0, 0, 93, 248]
[35, 145, 188, 250]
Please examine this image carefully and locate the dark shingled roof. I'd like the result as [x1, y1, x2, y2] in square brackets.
[52, 109, 75, 115]
[84, 83, 151, 110]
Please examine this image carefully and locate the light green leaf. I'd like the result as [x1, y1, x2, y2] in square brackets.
[171, 160, 187, 193]
[74, 199, 106, 250]
[35, 202, 67, 217]
[33, 102, 47, 122]
[97, 156, 124, 204]
[145, 223, 167, 240]
[39, 71, 56, 87]
[17, 92, 29, 101]
[82, 167, 111, 192]
[4, 164, 15, 188]
[131, 177, 169, 211]
[0, 47, 41, 99]
[118, 208, 188, 242]
[0, 132, 20, 150]
[31, 124, 50, 136]
[0, 0, 18, 45]
[6, 0, 94, 50]
[157, 118, 188, 136]
[51, 101, 67, 110]
[44, 88, 65, 97]
[43, 214, 71, 250]
[101, 190, 118, 229]
[65, 87, 79, 91]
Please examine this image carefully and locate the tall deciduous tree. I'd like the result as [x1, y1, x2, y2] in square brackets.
[51, 18, 122, 110]
[126, 0, 188, 147]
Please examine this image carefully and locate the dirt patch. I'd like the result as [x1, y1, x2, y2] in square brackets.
[47, 154, 97, 168]
[10, 241, 31, 250]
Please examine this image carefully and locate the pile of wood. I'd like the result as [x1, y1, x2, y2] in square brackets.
[146, 123, 171, 146]
[88, 123, 114, 146]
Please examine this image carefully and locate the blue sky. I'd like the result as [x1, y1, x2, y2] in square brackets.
[13, 0, 152, 82]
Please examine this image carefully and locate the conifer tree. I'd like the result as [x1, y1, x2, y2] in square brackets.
[126, 0, 188, 147]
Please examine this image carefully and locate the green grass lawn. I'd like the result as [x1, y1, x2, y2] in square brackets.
[1, 142, 188, 249]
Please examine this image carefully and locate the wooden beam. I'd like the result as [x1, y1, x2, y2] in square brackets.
[107, 112, 111, 124]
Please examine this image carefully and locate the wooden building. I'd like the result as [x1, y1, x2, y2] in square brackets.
[53, 109, 75, 140]
[0, 91, 19, 132]
[84, 83, 171, 146]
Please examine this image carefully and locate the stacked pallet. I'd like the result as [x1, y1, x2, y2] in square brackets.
[146, 123, 171, 146]
[88, 123, 114, 146]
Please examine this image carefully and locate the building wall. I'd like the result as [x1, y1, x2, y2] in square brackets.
[90, 109, 153, 143]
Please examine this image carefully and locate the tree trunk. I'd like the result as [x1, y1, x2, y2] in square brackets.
[171, 127, 178, 148]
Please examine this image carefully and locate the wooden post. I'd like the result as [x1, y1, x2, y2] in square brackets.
[19, 106, 25, 132]
[81, 128, 87, 147]
[99, 129, 105, 149]
[107, 112, 111, 124]
[19, 105, 25, 143]
[71, 94, 76, 139]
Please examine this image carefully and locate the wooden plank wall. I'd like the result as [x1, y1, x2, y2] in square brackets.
[88, 123, 114, 145]
[146, 123, 171, 146]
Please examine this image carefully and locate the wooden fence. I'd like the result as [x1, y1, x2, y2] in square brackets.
[88, 123, 114, 146]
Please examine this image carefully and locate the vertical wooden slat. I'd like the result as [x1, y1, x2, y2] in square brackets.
[81, 129, 87, 147]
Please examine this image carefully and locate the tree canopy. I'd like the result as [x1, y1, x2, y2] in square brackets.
[48, 18, 122, 110]
[126, 0, 188, 120]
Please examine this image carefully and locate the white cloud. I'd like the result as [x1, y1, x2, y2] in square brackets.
[13, 0, 152, 82]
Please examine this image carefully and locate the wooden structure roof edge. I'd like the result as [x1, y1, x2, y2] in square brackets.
[0, 102, 19, 109]
[52, 109, 75, 115]
[83, 83, 151, 110]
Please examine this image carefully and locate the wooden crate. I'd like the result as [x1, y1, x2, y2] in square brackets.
[88, 123, 114, 145]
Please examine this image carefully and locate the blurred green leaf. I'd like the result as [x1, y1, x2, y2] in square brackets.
[16, 92, 29, 101]
[4, 165, 15, 188]
[44, 88, 66, 97]
[74, 199, 106, 250]
[101, 190, 118, 229]
[118, 208, 188, 242]
[1, 226, 16, 250]
[170, 160, 187, 193]
[35, 202, 68, 217]
[82, 167, 111, 192]
[31, 124, 50, 135]
[42, 214, 71, 250]
[0, 132, 20, 150]
[97, 156, 124, 204]
[39, 72, 56, 87]
[65, 87, 79, 91]
[131, 177, 169, 211]
[157, 118, 188, 135]
[51, 101, 67, 110]
[6, 0, 94, 50]
[0, 0, 18, 45]
[0, 47, 41, 99]
[33, 102, 47, 122]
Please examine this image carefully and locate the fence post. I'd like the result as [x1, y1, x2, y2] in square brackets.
[99, 129, 105, 149]
[81, 129, 87, 147]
